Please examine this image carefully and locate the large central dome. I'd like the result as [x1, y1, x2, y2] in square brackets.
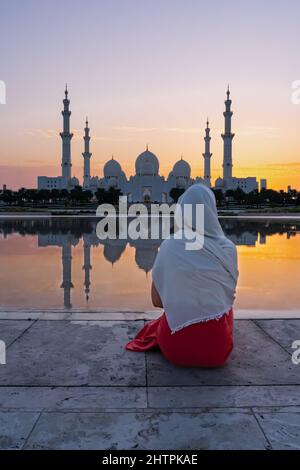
[104, 157, 122, 178]
[135, 149, 159, 176]
[172, 158, 191, 178]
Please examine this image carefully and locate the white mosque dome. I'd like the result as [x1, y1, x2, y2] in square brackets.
[69, 177, 80, 187]
[172, 158, 191, 178]
[215, 177, 224, 188]
[104, 158, 122, 178]
[194, 176, 204, 184]
[135, 149, 159, 176]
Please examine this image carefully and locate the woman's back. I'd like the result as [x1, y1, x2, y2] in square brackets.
[126, 184, 238, 368]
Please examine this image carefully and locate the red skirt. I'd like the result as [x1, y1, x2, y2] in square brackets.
[126, 309, 234, 368]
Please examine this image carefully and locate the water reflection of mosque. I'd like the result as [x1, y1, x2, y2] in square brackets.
[0, 218, 298, 309]
[38, 231, 161, 308]
[37, 219, 299, 309]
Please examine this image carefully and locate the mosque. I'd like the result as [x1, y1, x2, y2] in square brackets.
[37, 87, 264, 198]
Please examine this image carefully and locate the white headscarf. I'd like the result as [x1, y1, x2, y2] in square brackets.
[152, 184, 239, 333]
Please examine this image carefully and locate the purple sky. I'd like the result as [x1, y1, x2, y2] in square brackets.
[0, 0, 300, 189]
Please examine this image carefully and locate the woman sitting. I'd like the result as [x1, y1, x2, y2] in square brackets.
[126, 184, 238, 368]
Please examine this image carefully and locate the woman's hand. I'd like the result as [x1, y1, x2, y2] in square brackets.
[151, 282, 163, 308]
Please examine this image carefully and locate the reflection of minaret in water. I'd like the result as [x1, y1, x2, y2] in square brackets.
[82, 235, 92, 301]
[60, 238, 74, 309]
[259, 232, 266, 244]
[286, 231, 296, 240]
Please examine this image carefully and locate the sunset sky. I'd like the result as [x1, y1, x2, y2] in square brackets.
[0, 0, 300, 190]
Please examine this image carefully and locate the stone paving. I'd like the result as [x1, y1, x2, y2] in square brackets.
[0, 311, 300, 450]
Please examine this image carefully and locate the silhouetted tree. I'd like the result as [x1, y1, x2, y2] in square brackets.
[1, 185, 300, 209]
[169, 187, 185, 202]
[95, 187, 122, 205]
[259, 189, 283, 205]
[107, 187, 122, 205]
[212, 189, 225, 205]
[95, 188, 106, 204]
[36, 189, 51, 204]
[226, 188, 246, 203]
[0, 190, 16, 205]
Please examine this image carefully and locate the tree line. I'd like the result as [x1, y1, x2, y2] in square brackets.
[0, 185, 299, 207]
[164, 187, 300, 207]
[0, 186, 121, 206]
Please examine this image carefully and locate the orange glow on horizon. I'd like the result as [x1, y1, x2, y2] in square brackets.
[1, 160, 299, 192]
[1, 99, 300, 192]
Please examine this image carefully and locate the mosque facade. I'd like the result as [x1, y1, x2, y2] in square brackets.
[37, 87, 263, 198]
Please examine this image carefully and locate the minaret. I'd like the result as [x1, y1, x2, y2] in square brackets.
[60, 237, 74, 309]
[82, 234, 92, 301]
[221, 86, 234, 184]
[60, 85, 73, 181]
[82, 117, 92, 189]
[203, 118, 212, 188]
